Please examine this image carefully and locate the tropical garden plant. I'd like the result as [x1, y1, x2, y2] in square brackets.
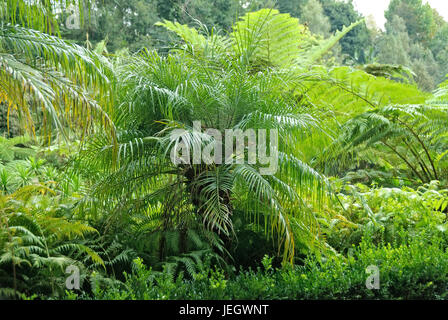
[0, 0, 447, 301]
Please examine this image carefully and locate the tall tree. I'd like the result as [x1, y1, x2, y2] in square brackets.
[61, 0, 162, 52]
[376, 15, 439, 91]
[376, 15, 411, 66]
[385, 0, 437, 44]
[276, 0, 307, 18]
[300, 0, 331, 37]
[320, 0, 371, 63]
[177, 0, 241, 32]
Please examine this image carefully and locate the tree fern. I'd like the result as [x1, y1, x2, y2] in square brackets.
[0, 185, 104, 296]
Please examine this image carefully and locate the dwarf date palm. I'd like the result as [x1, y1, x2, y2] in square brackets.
[80, 10, 337, 263]
[0, 0, 115, 141]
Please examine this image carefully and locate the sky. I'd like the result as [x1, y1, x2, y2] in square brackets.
[352, 0, 448, 29]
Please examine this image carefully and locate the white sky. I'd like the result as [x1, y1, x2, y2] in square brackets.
[351, 0, 448, 29]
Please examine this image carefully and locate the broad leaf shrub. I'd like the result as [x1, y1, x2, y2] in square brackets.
[81, 237, 448, 300]
[68, 179, 448, 300]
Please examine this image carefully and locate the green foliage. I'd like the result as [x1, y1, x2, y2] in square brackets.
[319, 79, 448, 183]
[361, 63, 415, 83]
[320, 0, 372, 64]
[231, 8, 312, 67]
[323, 180, 448, 251]
[298, 19, 365, 67]
[0, 1, 116, 143]
[79, 8, 357, 264]
[60, 0, 243, 53]
[157, 8, 364, 69]
[61, 0, 161, 52]
[368, 0, 448, 91]
[0, 136, 34, 163]
[0, 185, 103, 298]
[2, 2, 448, 302]
[86, 238, 448, 300]
[375, 15, 440, 91]
[299, 0, 331, 37]
[386, 0, 437, 45]
[277, 0, 307, 18]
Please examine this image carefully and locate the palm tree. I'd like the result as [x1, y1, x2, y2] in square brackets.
[81, 10, 339, 263]
[0, 0, 115, 141]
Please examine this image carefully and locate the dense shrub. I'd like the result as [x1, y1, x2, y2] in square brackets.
[79, 237, 448, 300]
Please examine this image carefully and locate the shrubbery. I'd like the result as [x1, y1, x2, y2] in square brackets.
[75, 236, 448, 300]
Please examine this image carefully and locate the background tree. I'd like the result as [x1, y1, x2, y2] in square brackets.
[385, 0, 437, 44]
[320, 0, 371, 64]
[276, 0, 307, 18]
[380, 0, 448, 90]
[376, 16, 411, 66]
[177, 0, 242, 32]
[61, 0, 162, 52]
[429, 19, 448, 84]
[299, 0, 331, 37]
[61, 0, 244, 53]
[375, 15, 440, 91]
